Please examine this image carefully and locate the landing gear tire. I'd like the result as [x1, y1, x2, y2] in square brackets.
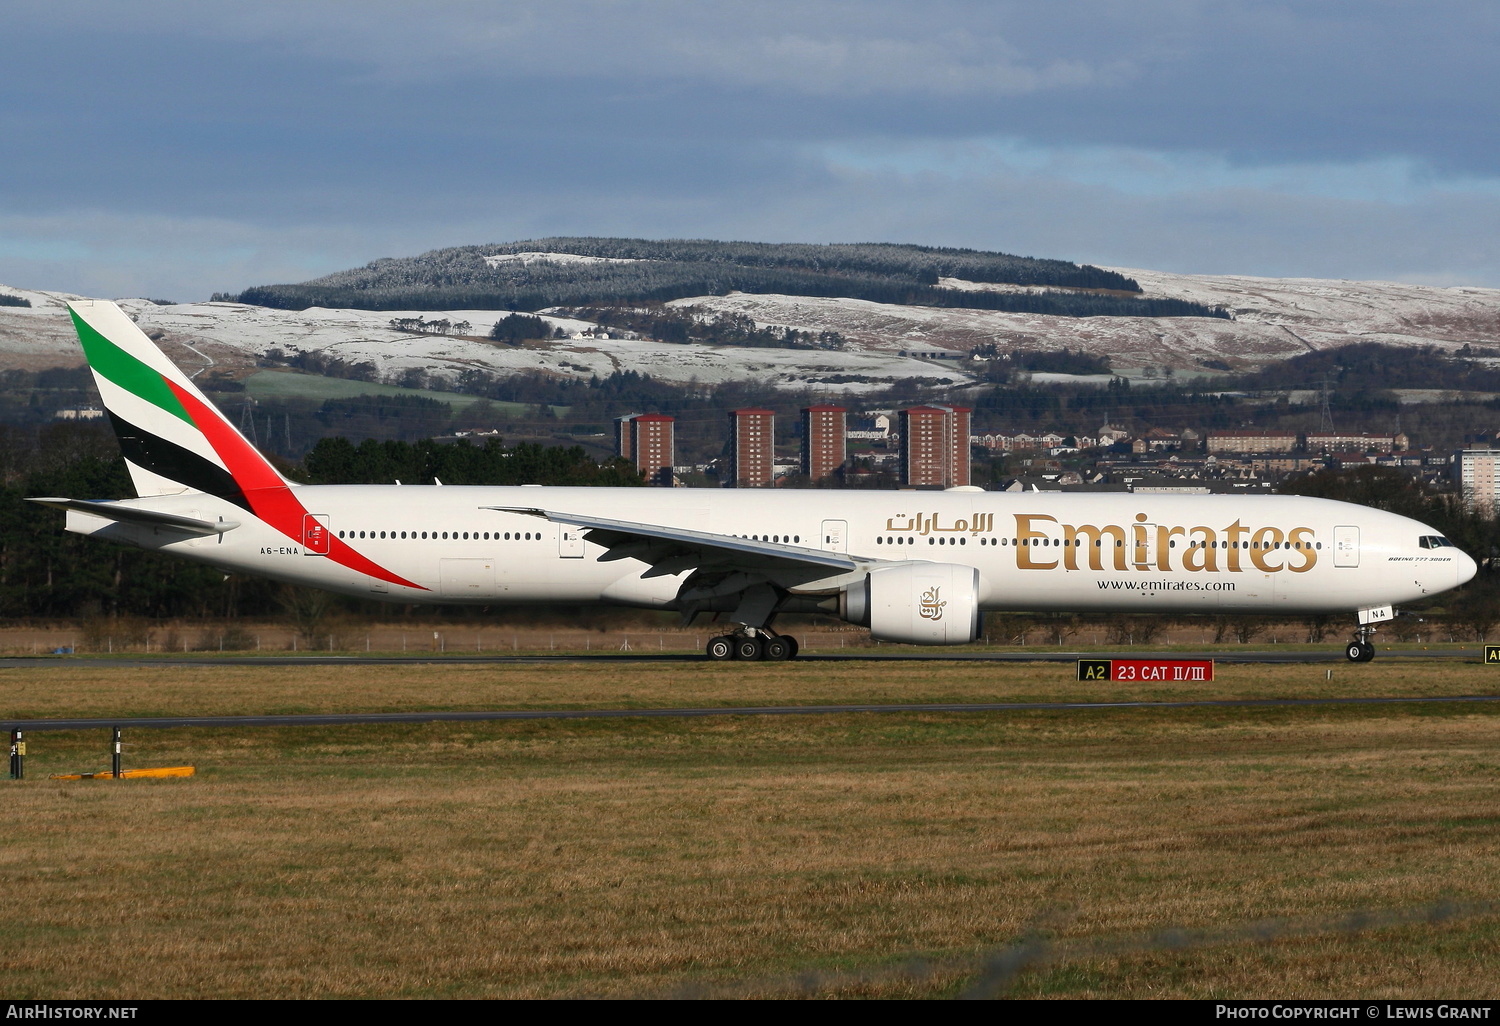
[763, 637, 793, 661]
[1345, 641, 1375, 663]
[705, 636, 735, 661]
[785, 636, 799, 659]
[734, 636, 765, 661]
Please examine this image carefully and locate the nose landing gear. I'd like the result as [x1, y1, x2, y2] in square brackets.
[1345, 606, 1394, 662]
[1345, 625, 1377, 662]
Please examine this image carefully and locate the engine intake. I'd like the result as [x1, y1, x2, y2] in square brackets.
[841, 563, 982, 645]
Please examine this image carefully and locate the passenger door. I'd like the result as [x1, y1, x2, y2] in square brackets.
[1133, 522, 1157, 570]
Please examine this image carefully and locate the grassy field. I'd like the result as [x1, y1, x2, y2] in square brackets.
[3, 659, 1500, 998]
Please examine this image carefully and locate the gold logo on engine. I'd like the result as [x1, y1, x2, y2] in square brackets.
[918, 586, 946, 621]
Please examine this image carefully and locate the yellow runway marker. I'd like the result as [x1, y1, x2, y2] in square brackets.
[50, 766, 195, 781]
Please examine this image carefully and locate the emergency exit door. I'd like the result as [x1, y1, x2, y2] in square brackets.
[821, 519, 847, 553]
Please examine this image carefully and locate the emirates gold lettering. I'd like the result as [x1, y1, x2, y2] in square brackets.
[1015, 514, 1059, 570]
[1013, 514, 1318, 574]
[1063, 523, 1126, 571]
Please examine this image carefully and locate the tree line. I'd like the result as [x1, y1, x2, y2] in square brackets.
[1218, 341, 1500, 394]
[388, 316, 473, 336]
[556, 305, 849, 350]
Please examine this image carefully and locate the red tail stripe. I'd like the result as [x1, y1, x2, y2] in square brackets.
[167, 383, 426, 591]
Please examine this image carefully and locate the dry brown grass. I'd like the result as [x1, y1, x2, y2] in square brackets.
[3, 660, 1499, 998]
[4, 657, 1498, 720]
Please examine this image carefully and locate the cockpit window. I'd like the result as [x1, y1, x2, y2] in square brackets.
[1418, 535, 1455, 549]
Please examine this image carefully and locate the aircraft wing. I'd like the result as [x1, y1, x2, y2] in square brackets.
[28, 497, 240, 537]
[488, 506, 867, 584]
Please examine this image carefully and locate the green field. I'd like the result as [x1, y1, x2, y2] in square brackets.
[243, 370, 569, 416]
[4, 659, 1499, 998]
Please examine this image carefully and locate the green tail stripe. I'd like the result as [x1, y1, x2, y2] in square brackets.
[69, 309, 192, 426]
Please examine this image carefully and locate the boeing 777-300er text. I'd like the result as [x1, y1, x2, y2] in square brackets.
[30, 301, 1478, 662]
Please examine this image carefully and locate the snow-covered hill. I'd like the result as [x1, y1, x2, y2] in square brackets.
[672, 269, 1500, 371]
[0, 287, 968, 394]
[4, 267, 1499, 393]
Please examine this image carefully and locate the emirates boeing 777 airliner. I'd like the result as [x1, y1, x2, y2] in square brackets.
[31, 301, 1476, 662]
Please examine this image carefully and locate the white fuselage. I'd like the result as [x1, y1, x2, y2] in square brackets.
[66, 486, 1475, 619]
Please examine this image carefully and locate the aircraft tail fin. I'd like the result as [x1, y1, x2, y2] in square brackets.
[66, 300, 288, 501]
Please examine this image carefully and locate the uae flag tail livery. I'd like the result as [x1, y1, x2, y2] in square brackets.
[67, 300, 286, 502]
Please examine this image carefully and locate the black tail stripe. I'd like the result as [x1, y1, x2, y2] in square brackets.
[106, 410, 253, 513]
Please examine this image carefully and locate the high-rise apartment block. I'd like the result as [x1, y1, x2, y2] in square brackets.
[899, 405, 971, 488]
[614, 413, 638, 461]
[1456, 448, 1500, 516]
[728, 408, 775, 487]
[618, 413, 675, 486]
[801, 405, 847, 483]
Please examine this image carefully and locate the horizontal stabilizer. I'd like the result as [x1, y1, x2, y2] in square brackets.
[27, 497, 239, 536]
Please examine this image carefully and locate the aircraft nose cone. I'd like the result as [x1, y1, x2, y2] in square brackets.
[1457, 550, 1479, 587]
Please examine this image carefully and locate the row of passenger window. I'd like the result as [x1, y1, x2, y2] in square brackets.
[876, 536, 968, 546]
[337, 529, 543, 542]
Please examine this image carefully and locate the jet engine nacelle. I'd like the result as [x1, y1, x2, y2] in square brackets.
[840, 562, 982, 645]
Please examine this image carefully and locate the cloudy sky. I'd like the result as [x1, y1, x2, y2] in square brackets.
[2, 0, 1497, 299]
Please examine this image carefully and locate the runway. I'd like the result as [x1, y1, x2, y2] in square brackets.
[10, 692, 1500, 732]
[0, 647, 1486, 671]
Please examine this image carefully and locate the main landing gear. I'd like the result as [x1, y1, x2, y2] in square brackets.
[705, 629, 800, 662]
